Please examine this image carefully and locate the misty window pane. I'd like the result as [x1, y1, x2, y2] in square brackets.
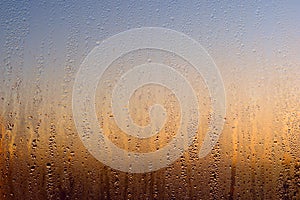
[0, 1, 299, 199]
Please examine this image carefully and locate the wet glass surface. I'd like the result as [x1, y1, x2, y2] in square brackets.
[0, 1, 299, 199]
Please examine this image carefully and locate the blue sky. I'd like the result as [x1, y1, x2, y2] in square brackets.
[0, 0, 299, 81]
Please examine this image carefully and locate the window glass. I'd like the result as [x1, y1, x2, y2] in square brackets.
[0, 1, 299, 199]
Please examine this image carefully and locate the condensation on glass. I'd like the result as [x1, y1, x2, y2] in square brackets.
[0, 1, 299, 199]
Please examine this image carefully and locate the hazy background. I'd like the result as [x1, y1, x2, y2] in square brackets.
[0, 0, 299, 199]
